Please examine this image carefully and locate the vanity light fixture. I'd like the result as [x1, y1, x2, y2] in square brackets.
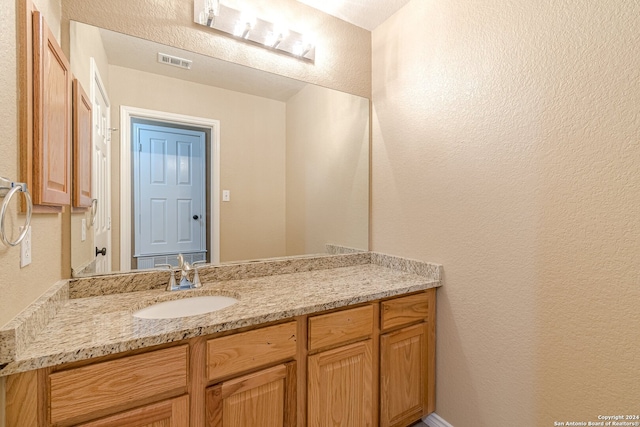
[194, 0, 316, 62]
[233, 12, 255, 39]
[265, 25, 289, 49]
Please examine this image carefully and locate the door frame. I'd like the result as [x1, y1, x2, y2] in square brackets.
[90, 58, 112, 272]
[119, 105, 220, 270]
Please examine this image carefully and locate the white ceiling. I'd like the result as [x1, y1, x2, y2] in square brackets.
[296, 0, 411, 31]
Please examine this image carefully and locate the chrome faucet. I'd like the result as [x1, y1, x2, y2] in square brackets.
[157, 255, 206, 291]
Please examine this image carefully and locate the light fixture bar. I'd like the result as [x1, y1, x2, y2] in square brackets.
[194, 1, 315, 62]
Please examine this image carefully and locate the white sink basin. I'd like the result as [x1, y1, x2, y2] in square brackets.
[133, 295, 238, 319]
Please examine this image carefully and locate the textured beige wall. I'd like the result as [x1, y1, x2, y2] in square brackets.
[108, 65, 287, 264]
[33, 0, 61, 41]
[0, 0, 65, 328]
[285, 84, 369, 255]
[61, 0, 371, 98]
[372, 0, 640, 425]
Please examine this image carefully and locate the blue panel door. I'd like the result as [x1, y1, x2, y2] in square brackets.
[133, 122, 206, 257]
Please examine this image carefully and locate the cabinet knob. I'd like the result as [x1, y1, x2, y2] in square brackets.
[96, 247, 107, 257]
[193, 215, 199, 220]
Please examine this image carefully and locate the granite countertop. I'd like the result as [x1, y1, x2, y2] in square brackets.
[0, 252, 441, 377]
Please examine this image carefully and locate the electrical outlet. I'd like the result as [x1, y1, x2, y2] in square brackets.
[222, 190, 231, 202]
[20, 225, 32, 268]
[81, 218, 87, 241]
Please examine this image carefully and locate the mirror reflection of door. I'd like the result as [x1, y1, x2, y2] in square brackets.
[132, 121, 207, 269]
[91, 59, 111, 274]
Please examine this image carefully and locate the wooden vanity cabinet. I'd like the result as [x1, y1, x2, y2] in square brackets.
[307, 305, 375, 427]
[308, 340, 373, 427]
[4, 290, 436, 427]
[206, 362, 297, 427]
[379, 289, 436, 427]
[47, 345, 189, 426]
[205, 322, 298, 427]
[206, 322, 297, 382]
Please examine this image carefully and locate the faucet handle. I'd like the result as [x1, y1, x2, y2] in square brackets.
[192, 261, 206, 288]
[156, 263, 178, 291]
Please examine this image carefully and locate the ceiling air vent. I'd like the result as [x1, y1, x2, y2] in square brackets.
[157, 53, 192, 70]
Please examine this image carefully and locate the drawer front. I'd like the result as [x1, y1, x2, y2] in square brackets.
[207, 321, 297, 382]
[308, 305, 373, 351]
[50, 345, 188, 425]
[381, 292, 430, 331]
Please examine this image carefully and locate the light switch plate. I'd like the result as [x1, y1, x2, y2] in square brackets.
[20, 225, 32, 268]
[81, 218, 87, 241]
[222, 190, 231, 202]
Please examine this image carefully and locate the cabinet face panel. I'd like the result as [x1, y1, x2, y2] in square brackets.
[49, 345, 188, 425]
[224, 378, 285, 426]
[206, 362, 296, 427]
[308, 305, 373, 352]
[32, 10, 71, 206]
[77, 395, 189, 427]
[207, 322, 297, 382]
[5, 370, 40, 427]
[381, 292, 430, 332]
[307, 340, 373, 427]
[380, 323, 428, 427]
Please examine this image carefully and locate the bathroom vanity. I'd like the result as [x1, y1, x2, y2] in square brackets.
[1, 252, 441, 426]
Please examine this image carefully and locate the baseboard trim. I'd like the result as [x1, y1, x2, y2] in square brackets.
[423, 413, 454, 427]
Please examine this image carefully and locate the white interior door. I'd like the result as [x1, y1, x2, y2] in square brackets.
[90, 59, 111, 273]
[133, 122, 206, 258]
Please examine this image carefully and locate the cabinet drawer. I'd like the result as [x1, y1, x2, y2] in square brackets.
[308, 305, 373, 351]
[207, 321, 297, 382]
[76, 395, 189, 427]
[49, 345, 188, 425]
[381, 292, 430, 331]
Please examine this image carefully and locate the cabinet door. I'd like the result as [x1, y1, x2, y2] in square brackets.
[32, 10, 72, 206]
[380, 323, 428, 427]
[77, 395, 189, 427]
[206, 362, 296, 427]
[72, 78, 93, 207]
[308, 340, 373, 427]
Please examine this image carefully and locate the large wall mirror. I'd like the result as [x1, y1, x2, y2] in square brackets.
[68, 21, 369, 277]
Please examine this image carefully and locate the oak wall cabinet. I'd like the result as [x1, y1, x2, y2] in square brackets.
[72, 79, 93, 208]
[31, 10, 72, 207]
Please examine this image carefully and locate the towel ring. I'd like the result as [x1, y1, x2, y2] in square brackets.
[90, 198, 98, 226]
[0, 179, 33, 247]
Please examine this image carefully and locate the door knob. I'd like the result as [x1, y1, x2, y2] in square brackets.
[96, 247, 107, 257]
[193, 215, 199, 220]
